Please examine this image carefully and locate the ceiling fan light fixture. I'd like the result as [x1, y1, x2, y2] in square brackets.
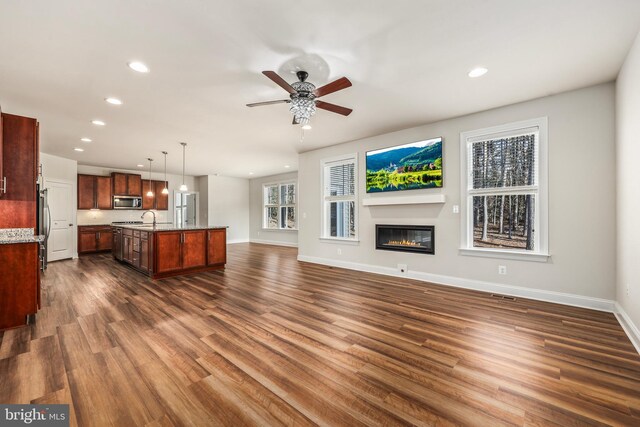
[289, 96, 316, 124]
[301, 124, 312, 130]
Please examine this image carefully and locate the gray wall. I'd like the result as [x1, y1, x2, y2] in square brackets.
[249, 172, 298, 247]
[298, 83, 616, 300]
[206, 175, 250, 243]
[616, 32, 640, 330]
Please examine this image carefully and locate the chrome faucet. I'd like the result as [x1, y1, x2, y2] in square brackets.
[141, 210, 156, 227]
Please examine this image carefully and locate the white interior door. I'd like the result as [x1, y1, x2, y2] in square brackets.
[47, 180, 74, 261]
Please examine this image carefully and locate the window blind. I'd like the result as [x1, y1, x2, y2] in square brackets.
[327, 162, 355, 197]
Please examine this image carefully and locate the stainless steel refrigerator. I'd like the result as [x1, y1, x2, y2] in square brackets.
[37, 185, 50, 271]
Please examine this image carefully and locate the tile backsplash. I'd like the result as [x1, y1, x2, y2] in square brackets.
[77, 209, 170, 225]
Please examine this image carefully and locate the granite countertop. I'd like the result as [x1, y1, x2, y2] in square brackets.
[0, 228, 45, 245]
[113, 223, 228, 232]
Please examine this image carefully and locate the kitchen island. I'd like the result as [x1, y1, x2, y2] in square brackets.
[112, 224, 227, 279]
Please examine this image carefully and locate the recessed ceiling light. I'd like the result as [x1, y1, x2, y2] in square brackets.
[74, 147, 84, 152]
[249, 172, 254, 175]
[468, 67, 488, 78]
[137, 164, 144, 168]
[128, 61, 149, 73]
[80, 137, 92, 142]
[105, 97, 123, 105]
[92, 120, 106, 126]
[302, 124, 312, 130]
[284, 165, 290, 168]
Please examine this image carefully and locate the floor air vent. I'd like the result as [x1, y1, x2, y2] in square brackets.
[491, 294, 517, 301]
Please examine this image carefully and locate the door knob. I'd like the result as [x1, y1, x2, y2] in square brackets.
[69, 224, 73, 226]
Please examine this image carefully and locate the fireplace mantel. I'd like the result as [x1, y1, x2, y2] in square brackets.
[362, 194, 446, 206]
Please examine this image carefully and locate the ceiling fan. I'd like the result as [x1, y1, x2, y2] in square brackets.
[247, 70, 353, 126]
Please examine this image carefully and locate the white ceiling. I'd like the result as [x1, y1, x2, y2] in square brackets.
[1, 0, 639, 178]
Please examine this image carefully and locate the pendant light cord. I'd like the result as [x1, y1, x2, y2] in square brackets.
[162, 151, 168, 190]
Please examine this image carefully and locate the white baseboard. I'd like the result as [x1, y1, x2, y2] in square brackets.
[227, 239, 250, 244]
[614, 303, 640, 355]
[296, 255, 617, 313]
[250, 239, 298, 248]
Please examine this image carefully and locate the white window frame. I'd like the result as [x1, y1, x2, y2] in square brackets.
[320, 154, 359, 242]
[262, 181, 297, 231]
[459, 117, 549, 262]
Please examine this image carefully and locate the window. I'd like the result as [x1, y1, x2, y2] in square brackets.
[322, 155, 358, 240]
[263, 182, 296, 230]
[460, 118, 548, 261]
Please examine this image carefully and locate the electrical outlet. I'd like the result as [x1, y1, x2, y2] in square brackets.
[498, 265, 507, 275]
[303, 212, 307, 219]
[397, 264, 408, 274]
[453, 204, 460, 214]
[627, 283, 630, 297]
[337, 248, 342, 255]
[257, 231, 260, 237]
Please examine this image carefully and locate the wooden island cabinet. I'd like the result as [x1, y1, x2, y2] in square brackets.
[112, 225, 226, 279]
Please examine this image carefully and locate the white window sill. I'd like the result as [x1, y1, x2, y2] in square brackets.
[319, 237, 360, 245]
[261, 227, 298, 232]
[459, 247, 550, 263]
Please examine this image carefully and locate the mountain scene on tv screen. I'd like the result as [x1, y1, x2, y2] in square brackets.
[366, 139, 442, 192]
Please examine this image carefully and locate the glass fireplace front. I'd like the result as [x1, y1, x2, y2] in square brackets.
[375, 224, 435, 254]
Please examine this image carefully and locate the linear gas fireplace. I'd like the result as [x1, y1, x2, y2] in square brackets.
[376, 224, 435, 254]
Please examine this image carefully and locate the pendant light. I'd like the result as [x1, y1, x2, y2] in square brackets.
[179, 142, 188, 192]
[161, 151, 169, 195]
[146, 158, 154, 197]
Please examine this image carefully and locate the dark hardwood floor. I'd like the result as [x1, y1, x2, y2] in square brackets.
[1, 243, 639, 426]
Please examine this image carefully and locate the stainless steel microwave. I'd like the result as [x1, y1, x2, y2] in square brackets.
[113, 196, 142, 209]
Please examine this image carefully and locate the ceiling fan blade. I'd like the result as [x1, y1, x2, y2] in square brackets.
[246, 99, 290, 107]
[314, 77, 352, 98]
[292, 116, 299, 125]
[262, 71, 296, 94]
[315, 100, 353, 116]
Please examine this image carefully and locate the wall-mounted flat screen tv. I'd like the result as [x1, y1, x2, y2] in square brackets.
[366, 137, 443, 193]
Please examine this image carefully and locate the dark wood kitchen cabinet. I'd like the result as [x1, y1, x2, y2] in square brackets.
[155, 232, 182, 274]
[0, 112, 39, 229]
[207, 228, 226, 265]
[113, 227, 225, 279]
[0, 242, 39, 330]
[122, 228, 133, 263]
[78, 174, 112, 210]
[113, 227, 152, 273]
[78, 225, 113, 254]
[0, 111, 41, 331]
[0, 109, 3, 196]
[142, 179, 169, 211]
[182, 231, 206, 269]
[111, 172, 142, 197]
[139, 232, 151, 272]
[112, 227, 123, 260]
[154, 230, 206, 273]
